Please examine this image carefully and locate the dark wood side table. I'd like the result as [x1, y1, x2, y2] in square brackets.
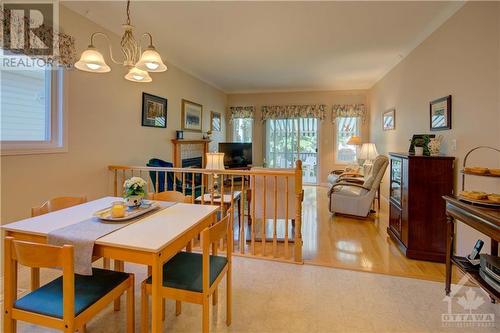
[443, 196, 500, 302]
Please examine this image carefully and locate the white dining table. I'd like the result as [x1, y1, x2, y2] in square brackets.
[2, 196, 219, 333]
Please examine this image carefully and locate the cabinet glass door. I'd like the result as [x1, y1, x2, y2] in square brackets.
[390, 158, 402, 205]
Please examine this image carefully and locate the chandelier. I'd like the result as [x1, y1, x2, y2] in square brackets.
[74, 0, 166, 82]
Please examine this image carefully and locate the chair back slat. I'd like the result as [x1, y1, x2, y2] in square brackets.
[10, 238, 72, 269]
[151, 191, 191, 203]
[32, 196, 87, 217]
[205, 207, 233, 245]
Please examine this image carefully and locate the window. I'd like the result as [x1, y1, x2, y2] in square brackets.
[265, 118, 318, 183]
[232, 118, 252, 143]
[336, 116, 359, 163]
[0, 65, 65, 155]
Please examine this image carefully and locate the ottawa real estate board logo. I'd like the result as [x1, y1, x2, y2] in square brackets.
[442, 275, 496, 328]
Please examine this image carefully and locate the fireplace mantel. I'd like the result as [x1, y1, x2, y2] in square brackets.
[171, 139, 211, 167]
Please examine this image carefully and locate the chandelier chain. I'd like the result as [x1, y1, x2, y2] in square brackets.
[126, 0, 131, 25]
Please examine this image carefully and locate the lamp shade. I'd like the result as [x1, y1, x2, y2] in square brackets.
[124, 67, 152, 83]
[206, 152, 225, 171]
[74, 46, 111, 73]
[347, 135, 362, 146]
[359, 143, 378, 160]
[135, 47, 167, 72]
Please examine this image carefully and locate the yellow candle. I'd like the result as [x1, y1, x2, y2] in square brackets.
[111, 202, 126, 218]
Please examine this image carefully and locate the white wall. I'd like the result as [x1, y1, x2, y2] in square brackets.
[0, 6, 227, 225]
[368, 2, 500, 255]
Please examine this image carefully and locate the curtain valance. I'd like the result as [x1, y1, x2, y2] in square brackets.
[228, 106, 255, 122]
[332, 104, 367, 123]
[261, 104, 326, 121]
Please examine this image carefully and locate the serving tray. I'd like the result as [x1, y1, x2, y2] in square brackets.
[458, 195, 500, 209]
[93, 202, 160, 222]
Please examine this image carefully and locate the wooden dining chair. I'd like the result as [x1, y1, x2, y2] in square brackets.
[31, 196, 87, 217]
[149, 191, 192, 203]
[3, 237, 135, 333]
[141, 209, 233, 333]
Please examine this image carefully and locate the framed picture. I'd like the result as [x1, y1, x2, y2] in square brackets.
[210, 111, 221, 132]
[430, 95, 452, 131]
[383, 108, 395, 131]
[181, 99, 203, 132]
[142, 93, 167, 128]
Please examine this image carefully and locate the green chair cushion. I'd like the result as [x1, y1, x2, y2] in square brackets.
[14, 268, 129, 319]
[146, 252, 227, 292]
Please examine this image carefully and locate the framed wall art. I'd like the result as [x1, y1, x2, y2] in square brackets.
[181, 99, 203, 132]
[142, 93, 167, 128]
[430, 95, 452, 131]
[383, 108, 395, 131]
[210, 111, 222, 132]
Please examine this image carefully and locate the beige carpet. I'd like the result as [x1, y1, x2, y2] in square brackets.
[3, 257, 499, 332]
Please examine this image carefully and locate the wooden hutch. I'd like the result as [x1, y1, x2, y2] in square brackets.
[388, 153, 455, 262]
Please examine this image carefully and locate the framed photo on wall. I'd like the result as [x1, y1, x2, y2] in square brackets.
[383, 108, 395, 131]
[430, 95, 452, 131]
[181, 99, 203, 132]
[142, 93, 167, 128]
[210, 111, 222, 132]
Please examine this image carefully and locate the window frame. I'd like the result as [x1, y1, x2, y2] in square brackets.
[1, 69, 67, 155]
[334, 116, 361, 165]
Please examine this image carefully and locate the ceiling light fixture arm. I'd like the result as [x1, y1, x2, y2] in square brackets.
[89, 32, 122, 65]
[141, 33, 154, 48]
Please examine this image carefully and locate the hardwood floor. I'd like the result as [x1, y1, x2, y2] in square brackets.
[300, 185, 463, 283]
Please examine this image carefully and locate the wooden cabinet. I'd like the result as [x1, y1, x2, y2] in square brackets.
[388, 153, 455, 262]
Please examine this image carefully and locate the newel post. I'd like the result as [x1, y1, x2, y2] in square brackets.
[294, 160, 303, 263]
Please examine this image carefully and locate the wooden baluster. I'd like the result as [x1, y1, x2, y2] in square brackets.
[191, 172, 195, 203]
[182, 172, 186, 195]
[220, 174, 225, 250]
[294, 160, 303, 262]
[230, 175, 235, 253]
[240, 174, 245, 254]
[251, 175, 256, 255]
[164, 169, 168, 192]
[201, 174, 205, 205]
[122, 170, 126, 196]
[113, 169, 118, 197]
[210, 174, 215, 206]
[147, 170, 152, 194]
[262, 176, 266, 256]
[155, 171, 159, 194]
[285, 176, 289, 259]
[273, 175, 278, 258]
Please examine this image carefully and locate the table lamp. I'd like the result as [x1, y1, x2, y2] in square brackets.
[359, 143, 378, 174]
[206, 152, 225, 198]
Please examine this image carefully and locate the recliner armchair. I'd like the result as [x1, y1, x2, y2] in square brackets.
[328, 155, 388, 217]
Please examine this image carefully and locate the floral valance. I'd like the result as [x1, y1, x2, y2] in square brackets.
[261, 104, 326, 121]
[332, 104, 367, 123]
[228, 106, 255, 122]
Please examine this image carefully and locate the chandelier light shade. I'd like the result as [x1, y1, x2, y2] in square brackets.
[74, 47, 111, 73]
[135, 46, 167, 72]
[75, 0, 166, 82]
[125, 67, 152, 82]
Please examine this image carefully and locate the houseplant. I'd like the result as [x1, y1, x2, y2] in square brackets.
[123, 177, 147, 207]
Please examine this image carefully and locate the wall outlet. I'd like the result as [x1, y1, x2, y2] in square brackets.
[451, 139, 457, 151]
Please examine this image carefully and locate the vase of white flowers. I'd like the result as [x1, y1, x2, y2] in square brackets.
[123, 177, 147, 208]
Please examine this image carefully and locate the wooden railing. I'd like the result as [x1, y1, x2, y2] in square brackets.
[108, 161, 303, 263]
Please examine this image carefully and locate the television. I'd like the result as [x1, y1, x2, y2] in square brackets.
[218, 143, 252, 168]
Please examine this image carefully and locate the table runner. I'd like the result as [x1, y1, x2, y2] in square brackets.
[47, 202, 176, 275]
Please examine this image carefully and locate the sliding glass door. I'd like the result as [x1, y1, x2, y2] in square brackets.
[265, 118, 318, 184]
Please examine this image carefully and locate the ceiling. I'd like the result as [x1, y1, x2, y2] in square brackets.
[63, 1, 464, 93]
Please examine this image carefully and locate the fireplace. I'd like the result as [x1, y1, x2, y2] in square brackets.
[182, 157, 203, 168]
